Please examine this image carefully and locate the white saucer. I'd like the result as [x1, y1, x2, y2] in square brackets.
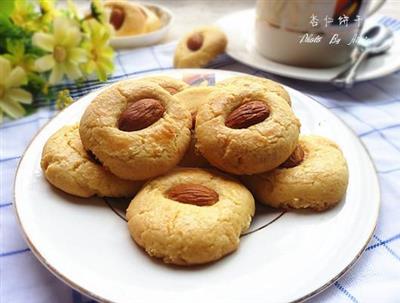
[216, 10, 400, 82]
[14, 69, 380, 303]
[110, 3, 173, 49]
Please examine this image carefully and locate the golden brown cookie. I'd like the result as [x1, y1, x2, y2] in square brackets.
[141, 5, 161, 33]
[41, 124, 142, 198]
[79, 80, 192, 181]
[141, 75, 189, 95]
[175, 86, 216, 120]
[175, 86, 217, 167]
[126, 168, 255, 265]
[174, 26, 227, 68]
[178, 129, 209, 167]
[243, 135, 349, 211]
[217, 75, 291, 106]
[195, 86, 300, 175]
[105, 1, 147, 36]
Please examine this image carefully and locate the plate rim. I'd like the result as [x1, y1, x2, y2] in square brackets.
[13, 68, 381, 303]
[217, 9, 400, 83]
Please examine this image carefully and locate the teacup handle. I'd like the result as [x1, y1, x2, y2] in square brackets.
[367, 0, 386, 16]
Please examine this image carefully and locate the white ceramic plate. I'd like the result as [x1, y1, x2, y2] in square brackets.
[216, 10, 400, 82]
[110, 3, 173, 49]
[14, 69, 380, 303]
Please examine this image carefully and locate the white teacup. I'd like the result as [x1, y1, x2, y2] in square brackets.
[255, 0, 385, 68]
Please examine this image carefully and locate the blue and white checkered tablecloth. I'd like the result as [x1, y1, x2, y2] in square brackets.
[1, 16, 400, 303]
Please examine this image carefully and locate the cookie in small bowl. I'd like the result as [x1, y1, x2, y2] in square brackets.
[104, 1, 174, 48]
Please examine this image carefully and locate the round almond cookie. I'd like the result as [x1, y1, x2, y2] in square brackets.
[105, 0, 147, 36]
[175, 86, 217, 167]
[174, 26, 227, 68]
[195, 86, 301, 175]
[126, 167, 255, 266]
[140, 75, 189, 95]
[41, 124, 143, 198]
[216, 75, 291, 106]
[243, 135, 349, 211]
[141, 5, 161, 33]
[175, 86, 216, 121]
[79, 80, 192, 181]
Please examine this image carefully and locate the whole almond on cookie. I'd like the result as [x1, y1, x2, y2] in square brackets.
[225, 101, 270, 129]
[118, 98, 165, 131]
[187, 33, 204, 51]
[279, 145, 305, 168]
[166, 183, 219, 206]
[110, 7, 125, 30]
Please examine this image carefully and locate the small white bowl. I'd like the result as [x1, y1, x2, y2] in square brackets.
[110, 3, 174, 49]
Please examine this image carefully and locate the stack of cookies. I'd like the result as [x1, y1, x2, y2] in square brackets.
[41, 74, 348, 266]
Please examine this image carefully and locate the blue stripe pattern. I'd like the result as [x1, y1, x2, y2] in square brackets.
[373, 235, 400, 261]
[0, 248, 30, 257]
[0, 202, 13, 208]
[334, 282, 359, 303]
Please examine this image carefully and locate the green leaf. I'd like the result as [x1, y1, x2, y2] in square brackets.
[23, 105, 38, 116]
[0, 0, 15, 18]
[0, 19, 22, 52]
[26, 72, 47, 95]
[6, 39, 24, 57]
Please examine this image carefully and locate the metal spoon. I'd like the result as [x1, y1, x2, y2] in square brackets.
[332, 24, 394, 88]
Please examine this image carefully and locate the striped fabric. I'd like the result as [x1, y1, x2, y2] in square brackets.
[1, 16, 400, 303]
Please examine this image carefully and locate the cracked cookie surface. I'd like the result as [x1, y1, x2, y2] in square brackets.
[126, 168, 255, 265]
[243, 135, 349, 211]
[140, 75, 189, 95]
[41, 124, 143, 198]
[217, 75, 291, 106]
[79, 80, 192, 181]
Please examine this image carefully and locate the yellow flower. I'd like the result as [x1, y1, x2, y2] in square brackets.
[38, 0, 58, 25]
[90, 0, 108, 24]
[11, 0, 56, 32]
[3, 41, 35, 73]
[66, 0, 79, 21]
[55, 89, 74, 110]
[39, 0, 56, 15]
[11, 0, 36, 30]
[33, 16, 86, 84]
[0, 57, 32, 122]
[82, 19, 114, 81]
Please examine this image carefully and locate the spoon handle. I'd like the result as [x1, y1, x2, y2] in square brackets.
[332, 50, 369, 88]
